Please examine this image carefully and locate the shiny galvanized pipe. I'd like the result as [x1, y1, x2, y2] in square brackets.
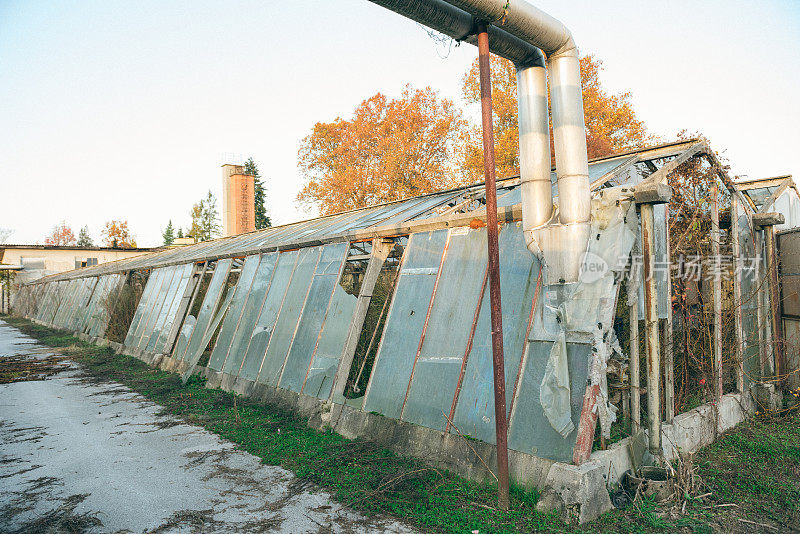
[368, 0, 546, 67]
[369, 0, 591, 230]
[445, 0, 591, 225]
[517, 64, 553, 228]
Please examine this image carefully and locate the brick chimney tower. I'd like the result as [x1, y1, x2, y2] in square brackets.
[221, 164, 255, 237]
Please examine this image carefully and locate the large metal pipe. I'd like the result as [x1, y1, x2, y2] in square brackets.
[517, 65, 553, 228]
[369, 0, 592, 237]
[445, 0, 590, 226]
[369, 0, 545, 67]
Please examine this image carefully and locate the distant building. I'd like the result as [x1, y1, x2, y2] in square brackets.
[0, 244, 154, 311]
[170, 236, 197, 247]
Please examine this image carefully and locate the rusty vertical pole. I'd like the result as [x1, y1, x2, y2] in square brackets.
[712, 186, 723, 401]
[629, 278, 641, 434]
[641, 203, 662, 457]
[476, 21, 509, 510]
[754, 231, 770, 378]
[664, 205, 675, 423]
[765, 225, 784, 382]
[731, 194, 745, 392]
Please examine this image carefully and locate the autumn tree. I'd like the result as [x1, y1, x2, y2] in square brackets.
[162, 220, 175, 246]
[460, 54, 652, 181]
[189, 191, 221, 242]
[297, 85, 468, 215]
[44, 221, 76, 246]
[77, 226, 94, 247]
[245, 158, 271, 229]
[101, 220, 137, 248]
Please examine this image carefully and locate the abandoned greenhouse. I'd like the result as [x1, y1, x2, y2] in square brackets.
[12, 137, 797, 522]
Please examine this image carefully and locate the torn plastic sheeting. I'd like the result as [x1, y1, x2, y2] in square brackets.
[540, 190, 634, 437]
[540, 328, 574, 437]
[590, 326, 621, 439]
[561, 194, 636, 334]
[531, 189, 637, 342]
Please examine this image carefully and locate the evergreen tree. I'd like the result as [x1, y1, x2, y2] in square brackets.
[245, 157, 271, 229]
[177, 227, 184, 239]
[162, 220, 175, 246]
[77, 226, 94, 247]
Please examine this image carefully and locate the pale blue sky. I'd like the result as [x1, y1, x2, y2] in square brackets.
[2, 0, 799, 247]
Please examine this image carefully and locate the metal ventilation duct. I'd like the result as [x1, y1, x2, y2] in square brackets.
[369, 0, 591, 282]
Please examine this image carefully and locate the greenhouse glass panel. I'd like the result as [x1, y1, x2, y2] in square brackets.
[60, 279, 86, 328]
[207, 255, 261, 371]
[257, 247, 321, 386]
[125, 268, 165, 348]
[362, 229, 448, 418]
[506, 340, 589, 462]
[401, 227, 488, 431]
[302, 272, 360, 400]
[146, 265, 189, 354]
[138, 266, 179, 352]
[221, 254, 278, 376]
[82, 276, 109, 334]
[452, 222, 542, 443]
[279, 243, 348, 393]
[238, 251, 299, 381]
[377, 194, 458, 227]
[178, 259, 232, 362]
[152, 264, 195, 354]
[52, 279, 77, 328]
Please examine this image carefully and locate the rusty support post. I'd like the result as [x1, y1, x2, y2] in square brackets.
[641, 203, 662, 457]
[664, 206, 675, 423]
[629, 278, 641, 434]
[573, 385, 600, 465]
[754, 231, 770, 377]
[712, 186, 723, 401]
[476, 22, 509, 510]
[764, 226, 784, 382]
[731, 195, 745, 392]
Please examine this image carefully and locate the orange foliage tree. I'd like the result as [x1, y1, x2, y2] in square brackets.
[461, 54, 652, 181]
[44, 221, 76, 246]
[297, 85, 468, 215]
[101, 220, 137, 248]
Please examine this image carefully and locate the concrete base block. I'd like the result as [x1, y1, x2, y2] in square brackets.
[754, 383, 783, 413]
[537, 461, 612, 524]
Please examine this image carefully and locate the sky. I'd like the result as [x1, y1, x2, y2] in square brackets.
[2, 0, 799, 248]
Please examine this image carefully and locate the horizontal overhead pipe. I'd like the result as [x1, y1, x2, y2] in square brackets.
[370, 0, 591, 282]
